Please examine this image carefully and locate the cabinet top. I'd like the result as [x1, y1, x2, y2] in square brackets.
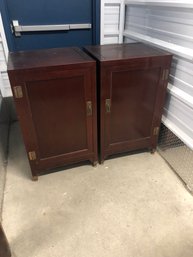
[84, 43, 172, 62]
[7, 47, 95, 71]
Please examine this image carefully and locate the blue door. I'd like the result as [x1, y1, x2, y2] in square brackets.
[3, 0, 100, 51]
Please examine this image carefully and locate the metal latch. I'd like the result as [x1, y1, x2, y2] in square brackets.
[13, 86, 23, 98]
[86, 101, 92, 116]
[28, 151, 36, 161]
[153, 127, 160, 136]
[162, 69, 169, 81]
[105, 99, 111, 113]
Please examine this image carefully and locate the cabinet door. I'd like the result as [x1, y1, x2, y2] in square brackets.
[100, 61, 167, 160]
[10, 66, 97, 175]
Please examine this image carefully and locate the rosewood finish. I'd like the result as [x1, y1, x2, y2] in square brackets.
[84, 43, 172, 163]
[8, 47, 98, 180]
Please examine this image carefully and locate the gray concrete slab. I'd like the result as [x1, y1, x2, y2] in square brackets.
[0, 97, 11, 220]
[2, 122, 193, 257]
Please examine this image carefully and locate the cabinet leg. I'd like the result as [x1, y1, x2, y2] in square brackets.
[92, 161, 98, 167]
[150, 148, 156, 154]
[32, 176, 38, 181]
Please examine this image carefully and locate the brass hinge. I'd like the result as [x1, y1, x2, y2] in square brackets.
[105, 99, 111, 113]
[28, 151, 36, 161]
[86, 101, 92, 116]
[13, 86, 23, 98]
[153, 127, 160, 136]
[162, 69, 169, 81]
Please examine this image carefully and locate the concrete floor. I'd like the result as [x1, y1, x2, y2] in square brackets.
[0, 97, 10, 218]
[2, 122, 193, 257]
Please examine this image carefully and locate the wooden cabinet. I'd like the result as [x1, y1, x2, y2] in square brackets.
[84, 43, 172, 163]
[8, 47, 98, 180]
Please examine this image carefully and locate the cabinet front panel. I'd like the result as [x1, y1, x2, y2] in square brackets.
[105, 67, 161, 149]
[27, 75, 87, 159]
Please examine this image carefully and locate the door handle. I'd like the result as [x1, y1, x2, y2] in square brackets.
[12, 20, 92, 37]
[105, 99, 111, 113]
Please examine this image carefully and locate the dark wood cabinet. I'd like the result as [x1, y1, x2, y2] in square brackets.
[8, 47, 98, 180]
[84, 43, 172, 163]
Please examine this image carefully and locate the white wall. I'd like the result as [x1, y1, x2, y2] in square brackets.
[0, 13, 12, 98]
[101, 0, 193, 149]
[100, 0, 125, 44]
